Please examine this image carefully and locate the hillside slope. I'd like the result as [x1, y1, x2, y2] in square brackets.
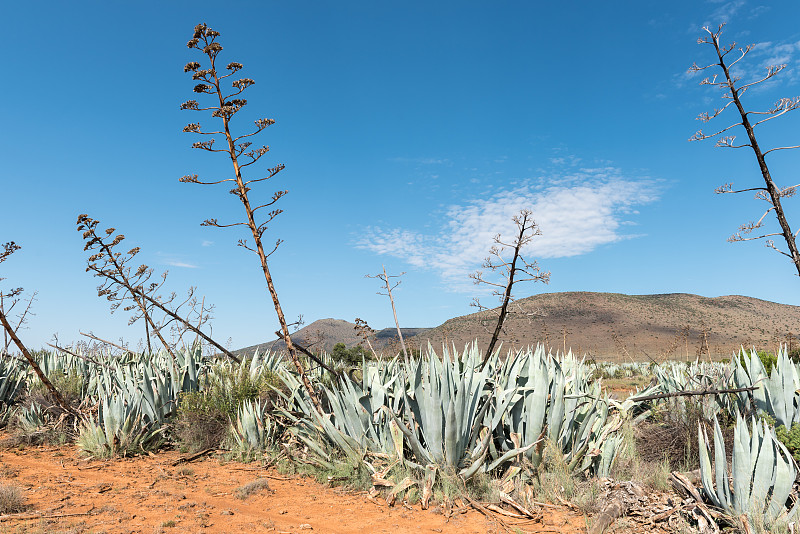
[410, 292, 800, 361]
[235, 318, 428, 358]
[235, 292, 800, 361]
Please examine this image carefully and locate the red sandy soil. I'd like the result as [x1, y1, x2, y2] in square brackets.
[0, 435, 586, 534]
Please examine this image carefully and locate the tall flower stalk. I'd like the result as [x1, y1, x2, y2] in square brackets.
[179, 23, 322, 412]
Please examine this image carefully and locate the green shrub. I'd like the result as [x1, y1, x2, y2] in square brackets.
[330, 343, 373, 366]
[28, 369, 87, 404]
[741, 350, 778, 376]
[173, 391, 229, 452]
[173, 362, 285, 452]
[775, 422, 800, 462]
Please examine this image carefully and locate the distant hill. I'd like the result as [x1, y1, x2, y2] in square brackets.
[408, 292, 800, 361]
[234, 292, 800, 362]
[234, 318, 428, 359]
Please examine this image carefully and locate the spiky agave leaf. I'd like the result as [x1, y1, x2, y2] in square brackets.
[699, 415, 798, 527]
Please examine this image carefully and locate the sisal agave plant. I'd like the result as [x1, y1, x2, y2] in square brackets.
[736, 347, 800, 429]
[699, 415, 799, 527]
[229, 400, 276, 452]
[0, 357, 26, 407]
[489, 346, 623, 477]
[77, 395, 164, 457]
[15, 402, 47, 434]
[386, 344, 497, 477]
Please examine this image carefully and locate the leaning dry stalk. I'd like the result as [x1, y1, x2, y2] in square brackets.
[690, 24, 800, 276]
[0, 243, 73, 415]
[78, 215, 240, 364]
[0, 308, 70, 412]
[79, 215, 176, 363]
[179, 23, 321, 412]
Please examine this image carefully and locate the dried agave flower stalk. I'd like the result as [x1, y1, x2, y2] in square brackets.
[77, 214, 239, 363]
[179, 23, 321, 411]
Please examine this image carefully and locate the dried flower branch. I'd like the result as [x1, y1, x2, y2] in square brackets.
[470, 210, 550, 368]
[77, 214, 239, 363]
[690, 23, 800, 275]
[354, 317, 378, 358]
[179, 23, 320, 412]
[366, 267, 410, 363]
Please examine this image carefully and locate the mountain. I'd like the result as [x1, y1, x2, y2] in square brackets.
[234, 318, 428, 359]
[407, 292, 800, 361]
[234, 292, 800, 361]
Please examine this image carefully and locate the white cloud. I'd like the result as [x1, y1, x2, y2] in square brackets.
[201, 240, 214, 247]
[358, 168, 659, 291]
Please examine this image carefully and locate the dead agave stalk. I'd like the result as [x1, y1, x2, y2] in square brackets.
[470, 209, 550, 368]
[179, 23, 321, 412]
[0, 242, 72, 414]
[366, 267, 409, 363]
[77, 215, 239, 363]
[690, 23, 800, 275]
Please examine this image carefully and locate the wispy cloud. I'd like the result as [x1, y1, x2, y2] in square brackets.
[201, 240, 214, 247]
[707, 0, 747, 24]
[389, 157, 451, 165]
[747, 39, 800, 87]
[358, 168, 659, 291]
[164, 260, 199, 269]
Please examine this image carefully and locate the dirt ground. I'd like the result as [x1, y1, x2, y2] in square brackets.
[0, 435, 587, 534]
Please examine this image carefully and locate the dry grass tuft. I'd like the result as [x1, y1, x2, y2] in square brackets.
[0, 483, 27, 514]
[234, 478, 271, 500]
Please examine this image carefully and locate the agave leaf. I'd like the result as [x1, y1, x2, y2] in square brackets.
[444, 397, 459, 466]
[386, 407, 434, 465]
[699, 423, 722, 509]
[486, 441, 536, 473]
[749, 420, 775, 517]
[767, 434, 797, 522]
[459, 427, 492, 479]
[713, 418, 731, 510]
[732, 414, 751, 513]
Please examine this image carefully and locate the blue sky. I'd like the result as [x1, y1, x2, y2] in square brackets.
[2, 1, 800, 351]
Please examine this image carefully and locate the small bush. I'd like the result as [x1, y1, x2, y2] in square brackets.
[330, 343, 373, 366]
[173, 391, 229, 452]
[173, 361, 285, 452]
[234, 478, 271, 500]
[0, 483, 26, 514]
[528, 441, 600, 514]
[741, 350, 778, 376]
[775, 422, 800, 462]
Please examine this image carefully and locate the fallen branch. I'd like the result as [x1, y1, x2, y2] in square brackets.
[629, 386, 757, 403]
[171, 448, 214, 466]
[46, 343, 110, 369]
[463, 496, 513, 532]
[588, 498, 624, 534]
[0, 508, 94, 522]
[499, 493, 539, 518]
[670, 471, 704, 504]
[485, 504, 526, 519]
[79, 332, 140, 357]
